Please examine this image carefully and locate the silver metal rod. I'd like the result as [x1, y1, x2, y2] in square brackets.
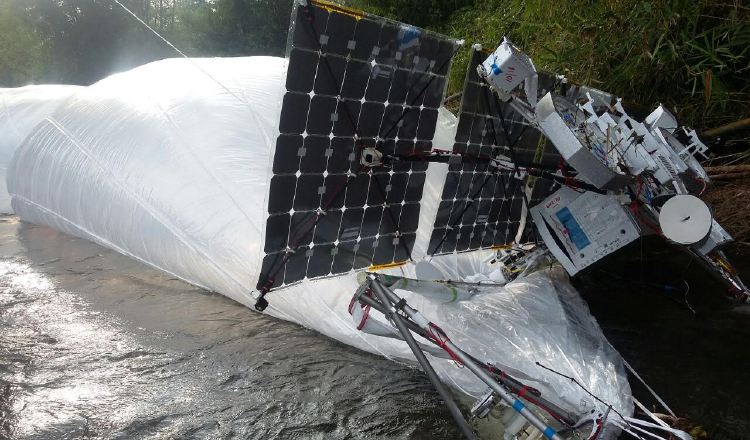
[507, 96, 538, 126]
[367, 276, 477, 440]
[359, 278, 578, 426]
[442, 339, 562, 440]
[370, 276, 563, 440]
[359, 282, 575, 426]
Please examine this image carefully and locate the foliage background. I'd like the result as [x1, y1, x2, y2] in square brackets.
[1, 0, 748, 147]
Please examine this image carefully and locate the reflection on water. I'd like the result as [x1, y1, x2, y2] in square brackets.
[0, 217, 748, 439]
[0, 218, 459, 439]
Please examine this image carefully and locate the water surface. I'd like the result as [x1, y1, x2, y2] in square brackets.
[0, 218, 459, 439]
[1, 217, 748, 439]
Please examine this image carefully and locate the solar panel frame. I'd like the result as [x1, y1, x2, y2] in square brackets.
[259, 0, 459, 290]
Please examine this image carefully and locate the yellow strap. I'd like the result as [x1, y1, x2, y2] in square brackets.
[368, 260, 408, 271]
[491, 244, 513, 250]
[311, 0, 364, 20]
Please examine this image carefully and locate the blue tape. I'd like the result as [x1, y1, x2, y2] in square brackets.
[543, 427, 556, 439]
[512, 399, 525, 412]
[491, 63, 502, 75]
[401, 28, 420, 44]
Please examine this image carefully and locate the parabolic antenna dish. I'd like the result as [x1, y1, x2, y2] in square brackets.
[658, 194, 712, 245]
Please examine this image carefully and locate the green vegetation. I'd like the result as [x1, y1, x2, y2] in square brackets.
[0, 1, 46, 86]
[346, 0, 749, 146]
[0, 0, 748, 144]
[0, 0, 293, 86]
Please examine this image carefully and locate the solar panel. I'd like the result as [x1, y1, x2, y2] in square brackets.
[259, 0, 458, 290]
[428, 46, 562, 255]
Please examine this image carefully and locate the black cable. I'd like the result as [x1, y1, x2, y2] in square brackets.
[365, 46, 462, 260]
[535, 361, 632, 427]
[300, 4, 362, 146]
[362, 277, 577, 426]
[259, 5, 392, 297]
[377, 48, 459, 142]
[370, 172, 414, 262]
[303, 4, 418, 263]
[308, 3, 459, 267]
[428, 82, 533, 256]
[257, 166, 363, 308]
[488, 87, 541, 245]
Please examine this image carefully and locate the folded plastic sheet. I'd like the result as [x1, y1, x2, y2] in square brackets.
[9, 56, 632, 432]
[0, 85, 81, 213]
[396, 257, 633, 419]
[10, 57, 292, 308]
[9, 56, 460, 308]
[266, 260, 632, 438]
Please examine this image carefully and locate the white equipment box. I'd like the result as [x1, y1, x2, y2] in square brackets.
[530, 187, 641, 275]
[479, 38, 538, 104]
[534, 94, 631, 190]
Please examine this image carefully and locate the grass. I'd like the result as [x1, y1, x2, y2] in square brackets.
[347, 0, 750, 148]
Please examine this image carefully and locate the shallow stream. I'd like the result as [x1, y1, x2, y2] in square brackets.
[1, 217, 748, 439]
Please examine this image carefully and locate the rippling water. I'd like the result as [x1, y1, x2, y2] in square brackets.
[1, 217, 748, 439]
[0, 218, 463, 439]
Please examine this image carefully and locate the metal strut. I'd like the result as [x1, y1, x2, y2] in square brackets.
[357, 276, 576, 426]
[367, 274, 477, 440]
[366, 275, 565, 440]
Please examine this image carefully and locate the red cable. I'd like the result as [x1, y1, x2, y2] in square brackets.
[630, 177, 662, 235]
[588, 419, 603, 440]
[357, 302, 371, 331]
[425, 325, 573, 425]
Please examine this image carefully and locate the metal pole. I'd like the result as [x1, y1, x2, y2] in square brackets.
[442, 340, 562, 440]
[357, 293, 428, 337]
[370, 277, 564, 440]
[367, 276, 477, 440]
[358, 290, 575, 425]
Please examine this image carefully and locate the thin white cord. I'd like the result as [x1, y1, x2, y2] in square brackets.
[111, 0, 189, 58]
[615, 417, 690, 440]
[622, 359, 676, 417]
[633, 398, 671, 429]
[109, 0, 274, 146]
[109, 0, 283, 287]
[625, 415, 692, 440]
[111, 0, 246, 103]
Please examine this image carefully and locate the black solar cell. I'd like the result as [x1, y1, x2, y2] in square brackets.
[259, 0, 458, 290]
[429, 46, 561, 255]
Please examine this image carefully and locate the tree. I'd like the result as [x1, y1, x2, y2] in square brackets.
[0, 1, 46, 86]
[24, 0, 175, 85]
[0, 0, 296, 86]
[172, 0, 292, 57]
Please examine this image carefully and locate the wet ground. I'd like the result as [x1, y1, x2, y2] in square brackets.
[0, 216, 748, 439]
